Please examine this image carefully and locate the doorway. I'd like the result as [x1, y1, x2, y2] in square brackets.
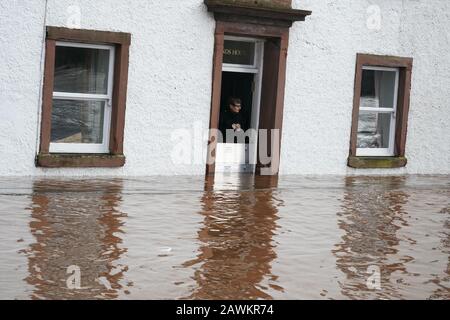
[215, 36, 264, 174]
[220, 72, 253, 135]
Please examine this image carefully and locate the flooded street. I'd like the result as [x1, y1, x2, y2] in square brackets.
[0, 175, 448, 300]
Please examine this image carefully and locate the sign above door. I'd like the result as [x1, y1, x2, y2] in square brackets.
[223, 40, 255, 65]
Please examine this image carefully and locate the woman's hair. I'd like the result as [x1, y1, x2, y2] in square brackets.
[228, 97, 242, 106]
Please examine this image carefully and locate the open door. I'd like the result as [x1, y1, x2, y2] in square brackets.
[215, 36, 264, 174]
[205, 18, 298, 177]
[204, 0, 311, 177]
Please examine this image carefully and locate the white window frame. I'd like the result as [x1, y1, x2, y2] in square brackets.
[356, 66, 399, 157]
[222, 36, 262, 73]
[49, 41, 115, 154]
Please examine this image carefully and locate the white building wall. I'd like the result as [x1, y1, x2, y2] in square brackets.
[283, 0, 450, 175]
[0, 0, 448, 176]
[0, 0, 47, 176]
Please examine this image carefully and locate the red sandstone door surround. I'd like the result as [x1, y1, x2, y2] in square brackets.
[204, 0, 311, 176]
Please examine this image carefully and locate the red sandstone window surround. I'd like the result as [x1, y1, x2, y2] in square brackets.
[36, 27, 131, 168]
[348, 54, 413, 169]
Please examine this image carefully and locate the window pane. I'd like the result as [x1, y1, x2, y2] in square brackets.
[357, 112, 392, 149]
[54, 46, 110, 94]
[223, 40, 255, 65]
[51, 100, 105, 144]
[360, 69, 397, 109]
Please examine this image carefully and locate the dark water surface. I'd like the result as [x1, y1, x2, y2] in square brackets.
[0, 175, 448, 300]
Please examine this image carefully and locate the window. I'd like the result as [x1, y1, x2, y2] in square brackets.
[37, 27, 131, 168]
[51, 42, 114, 154]
[357, 66, 399, 156]
[349, 54, 413, 169]
[223, 38, 257, 67]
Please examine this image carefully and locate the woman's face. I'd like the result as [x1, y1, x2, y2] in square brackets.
[229, 102, 242, 114]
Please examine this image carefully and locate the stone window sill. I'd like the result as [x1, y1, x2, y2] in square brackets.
[348, 156, 407, 169]
[36, 154, 126, 168]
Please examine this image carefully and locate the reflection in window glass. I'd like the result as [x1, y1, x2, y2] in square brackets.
[360, 69, 397, 109]
[51, 100, 105, 144]
[54, 46, 110, 94]
[357, 112, 391, 149]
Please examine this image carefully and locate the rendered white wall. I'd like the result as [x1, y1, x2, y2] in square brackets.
[0, 0, 448, 176]
[0, 0, 47, 176]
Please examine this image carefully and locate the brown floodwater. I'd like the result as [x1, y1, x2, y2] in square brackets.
[0, 175, 448, 300]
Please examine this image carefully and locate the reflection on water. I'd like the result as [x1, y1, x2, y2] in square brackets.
[0, 175, 448, 300]
[334, 177, 411, 299]
[183, 175, 280, 299]
[334, 176, 449, 299]
[24, 180, 129, 299]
